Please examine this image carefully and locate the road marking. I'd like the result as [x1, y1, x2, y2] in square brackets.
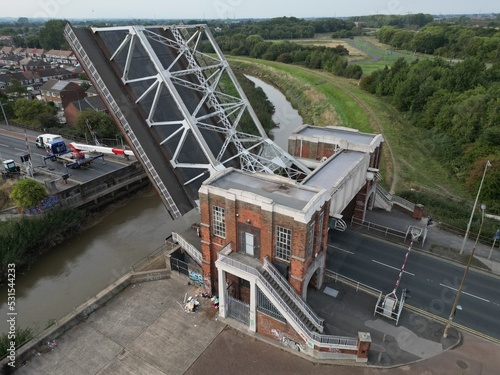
[0, 143, 9, 147]
[14, 147, 25, 152]
[439, 283, 490, 303]
[372, 259, 415, 276]
[327, 244, 354, 254]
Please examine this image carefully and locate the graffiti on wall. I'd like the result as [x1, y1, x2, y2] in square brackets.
[271, 329, 306, 353]
[189, 270, 203, 285]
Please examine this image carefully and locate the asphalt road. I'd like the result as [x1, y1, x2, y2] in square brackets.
[327, 230, 500, 340]
[0, 131, 128, 183]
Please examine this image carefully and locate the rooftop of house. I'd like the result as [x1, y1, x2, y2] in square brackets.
[41, 79, 82, 92]
[36, 67, 73, 78]
[203, 168, 324, 211]
[23, 59, 52, 67]
[86, 85, 98, 96]
[25, 48, 45, 54]
[69, 96, 107, 112]
[45, 49, 74, 57]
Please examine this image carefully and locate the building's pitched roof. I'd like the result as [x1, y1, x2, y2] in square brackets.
[45, 49, 74, 57]
[86, 85, 98, 96]
[24, 59, 52, 68]
[40, 79, 71, 92]
[70, 96, 107, 112]
[36, 67, 73, 78]
[24, 48, 45, 55]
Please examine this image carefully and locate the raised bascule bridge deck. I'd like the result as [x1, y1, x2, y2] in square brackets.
[64, 23, 310, 219]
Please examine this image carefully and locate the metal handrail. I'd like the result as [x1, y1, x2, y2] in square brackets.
[172, 232, 203, 265]
[217, 253, 357, 348]
[263, 257, 324, 330]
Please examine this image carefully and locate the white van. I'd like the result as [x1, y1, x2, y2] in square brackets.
[35, 134, 63, 148]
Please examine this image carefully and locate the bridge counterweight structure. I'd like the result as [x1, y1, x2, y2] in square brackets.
[65, 23, 310, 219]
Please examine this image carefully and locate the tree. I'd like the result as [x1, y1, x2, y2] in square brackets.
[38, 19, 68, 50]
[9, 179, 47, 209]
[12, 98, 57, 127]
[75, 109, 118, 140]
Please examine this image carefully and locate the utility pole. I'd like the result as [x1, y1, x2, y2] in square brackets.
[0, 100, 10, 131]
[459, 161, 491, 255]
[443, 204, 486, 338]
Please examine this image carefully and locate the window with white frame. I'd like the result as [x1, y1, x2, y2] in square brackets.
[306, 221, 314, 258]
[276, 226, 292, 261]
[317, 211, 324, 250]
[212, 205, 225, 238]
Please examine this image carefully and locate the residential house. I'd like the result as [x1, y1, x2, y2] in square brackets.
[36, 67, 78, 84]
[64, 95, 107, 125]
[24, 48, 45, 59]
[0, 36, 13, 47]
[0, 55, 22, 67]
[44, 49, 77, 66]
[1, 46, 13, 55]
[40, 79, 86, 109]
[12, 47, 25, 56]
[21, 58, 52, 72]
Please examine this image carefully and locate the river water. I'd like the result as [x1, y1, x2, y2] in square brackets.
[0, 75, 302, 334]
[245, 75, 303, 149]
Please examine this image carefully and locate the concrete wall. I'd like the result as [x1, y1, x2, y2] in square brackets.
[53, 162, 149, 210]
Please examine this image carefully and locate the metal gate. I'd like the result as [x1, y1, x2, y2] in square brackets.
[227, 296, 250, 325]
[170, 257, 189, 276]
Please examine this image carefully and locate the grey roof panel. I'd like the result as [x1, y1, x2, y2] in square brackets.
[211, 170, 317, 211]
[303, 151, 366, 190]
[297, 126, 375, 145]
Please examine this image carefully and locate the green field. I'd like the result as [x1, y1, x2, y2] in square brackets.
[229, 56, 465, 199]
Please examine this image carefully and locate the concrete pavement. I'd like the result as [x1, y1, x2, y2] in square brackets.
[15, 278, 225, 375]
[12, 207, 500, 374]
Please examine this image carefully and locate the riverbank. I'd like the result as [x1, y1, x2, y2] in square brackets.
[229, 57, 466, 201]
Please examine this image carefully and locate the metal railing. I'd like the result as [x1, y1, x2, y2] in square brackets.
[263, 257, 324, 331]
[172, 232, 203, 265]
[131, 242, 175, 272]
[325, 270, 382, 298]
[351, 216, 407, 242]
[217, 252, 358, 349]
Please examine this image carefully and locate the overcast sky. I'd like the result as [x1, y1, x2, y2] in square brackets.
[4, 0, 498, 20]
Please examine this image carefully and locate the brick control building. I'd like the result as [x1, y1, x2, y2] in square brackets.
[199, 168, 330, 301]
[196, 168, 371, 360]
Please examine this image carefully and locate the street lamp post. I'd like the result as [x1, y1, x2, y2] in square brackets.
[459, 161, 491, 255]
[443, 204, 486, 339]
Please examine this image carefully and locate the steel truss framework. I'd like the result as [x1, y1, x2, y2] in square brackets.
[89, 24, 309, 189]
